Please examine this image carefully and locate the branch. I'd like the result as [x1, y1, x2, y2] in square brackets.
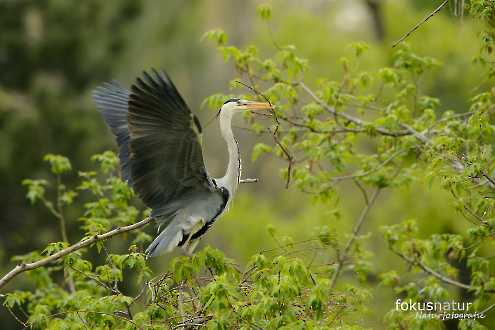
[47, 310, 140, 328]
[240, 178, 258, 184]
[392, 0, 449, 48]
[482, 173, 495, 187]
[392, 249, 495, 293]
[0, 217, 154, 291]
[330, 188, 381, 288]
[270, 127, 294, 188]
[6, 306, 27, 328]
[54, 175, 76, 293]
[332, 150, 404, 182]
[297, 81, 495, 191]
[298, 82, 425, 141]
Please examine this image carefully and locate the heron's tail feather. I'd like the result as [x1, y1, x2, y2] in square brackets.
[145, 223, 183, 258]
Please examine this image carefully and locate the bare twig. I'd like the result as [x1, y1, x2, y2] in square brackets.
[177, 283, 187, 329]
[0, 217, 154, 291]
[392, 0, 449, 48]
[330, 188, 381, 288]
[462, 205, 489, 225]
[270, 127, 294, 188]
[483, 173, 495, 187]
[480, 302, 495, 314]
[332, 150, 404, 182]
[352, 179, 369, 206]
[236, 79, 295, 188]
[68, 264, 119, 295]
[259, 238, 319, 254]
[173, 320, 206, 330]
[240, 178, 258, 184]
[75, 312, 89, 329]
[55, 175, 69, 244]
[392, 249, 495, 293]
[6, 307, 28, 329]
[47, 310, 141, 328]
[57, 178, 75, 293]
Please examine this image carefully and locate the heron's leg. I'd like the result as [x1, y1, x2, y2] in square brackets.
[182, 218, 205, 254]
[185, 239, 200, 256]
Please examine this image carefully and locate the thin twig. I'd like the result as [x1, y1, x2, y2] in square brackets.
[463, 205, 488, 225]
[392, 0, 449, 48]
[47, 310, 141, 328]
[330, 188, 381, 288]
[298, 82, 424, 140]
[392, 249, 495, 293]
[177, 283, 187, 329]
[68, 264, 119, 295]
[332, 150, 404, 182]
[45, 175, 75, 293]
[55, 175, 69, 244]
[75, 312, 89, 329]
[352, 179, 369, 206]
[480, 302, 495, 314]
[0, 217, 153, 290]
[259, 238, 319, 254]
[240, 178, 258, 183]
[173, 320, 206, 330]
[236, 79, 295, 188]
[271, 127, 294, 188]
[482, 173, 495, 187]
[132, 282, 148, 303]
[6, 307, 28, 329]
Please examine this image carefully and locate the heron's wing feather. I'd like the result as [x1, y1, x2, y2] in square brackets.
[92, 82, 133, 184]
[128, 69, 211, 213]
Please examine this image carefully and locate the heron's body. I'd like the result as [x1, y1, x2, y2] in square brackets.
[93, 70, 269, 257]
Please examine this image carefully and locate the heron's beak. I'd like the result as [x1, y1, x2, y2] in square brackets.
[244, 101, 272, 111]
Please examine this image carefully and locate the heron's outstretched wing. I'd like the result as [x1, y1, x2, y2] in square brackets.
[128, 69, 212, 215]
[94, 70, 226, 256]
[92, 82, 133, 184]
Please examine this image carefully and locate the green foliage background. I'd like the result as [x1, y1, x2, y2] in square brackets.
[1, 0, 495, 329]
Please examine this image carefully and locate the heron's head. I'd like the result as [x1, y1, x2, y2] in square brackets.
[219, 98, 272, 116]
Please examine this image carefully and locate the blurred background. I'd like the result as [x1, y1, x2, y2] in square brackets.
[0, 0, 487, 328]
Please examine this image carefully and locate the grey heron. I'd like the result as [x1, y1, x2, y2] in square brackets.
[93, 69, 271, 257]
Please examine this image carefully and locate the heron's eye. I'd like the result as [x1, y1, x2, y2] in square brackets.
[223, 98, 240, 105]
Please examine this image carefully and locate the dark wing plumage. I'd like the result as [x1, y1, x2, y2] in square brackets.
[94, 70, 228, 255]
[127, 70, 212, 215]
[92, 82, 133, 184]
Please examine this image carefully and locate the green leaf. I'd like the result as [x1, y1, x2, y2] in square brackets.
[91, 151, 119, 174]
[349, 42, 369, 57]
[60, 190, 78, 205]
[42, 242, 69, 256]
[252, 143, 272, 162]
[43, 154, 72, 174]
[256, 3, 272, 21]
[3, 291, 32, 308]
[202, 29, 228, 46]
[22, 179, 48, 204]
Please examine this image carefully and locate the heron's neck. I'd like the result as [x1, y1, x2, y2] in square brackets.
[219, 111, 241, 195]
